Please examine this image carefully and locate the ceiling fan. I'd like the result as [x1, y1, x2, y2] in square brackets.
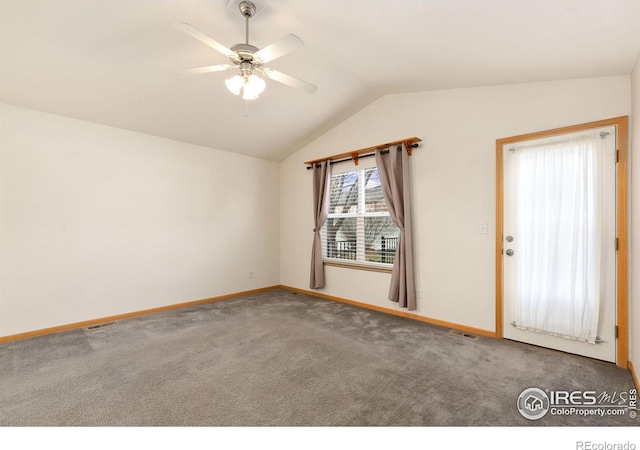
[176, 0, 317, 100]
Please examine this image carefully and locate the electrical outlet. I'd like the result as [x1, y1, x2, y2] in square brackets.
[416, 289, 422, 299]
[248, 271, 253, 279]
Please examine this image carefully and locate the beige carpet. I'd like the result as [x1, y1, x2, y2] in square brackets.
[0, 289, 636, 426]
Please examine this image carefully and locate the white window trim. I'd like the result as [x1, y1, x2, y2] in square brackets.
[322, 158, 398, 270]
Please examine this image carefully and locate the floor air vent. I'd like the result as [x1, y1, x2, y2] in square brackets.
[86, 322, 116, 330]
[448, 329, 479, 340]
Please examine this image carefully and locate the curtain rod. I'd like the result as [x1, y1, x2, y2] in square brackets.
[304, 137, 421, 170]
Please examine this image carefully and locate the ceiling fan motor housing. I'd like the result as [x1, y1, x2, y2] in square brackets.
[230, 43, 262, 65]
[234, 1, 261, 68]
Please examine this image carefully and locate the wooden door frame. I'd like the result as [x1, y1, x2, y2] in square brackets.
[495, 116, 628, 368]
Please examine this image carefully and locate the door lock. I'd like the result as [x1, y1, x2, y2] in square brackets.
[505, 249, 514, 256]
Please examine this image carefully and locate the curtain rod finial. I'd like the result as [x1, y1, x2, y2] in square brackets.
[405, 141, 419, 156]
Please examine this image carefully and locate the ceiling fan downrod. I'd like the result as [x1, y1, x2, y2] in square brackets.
[238, 1, 256, 45]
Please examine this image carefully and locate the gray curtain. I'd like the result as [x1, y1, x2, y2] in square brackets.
[375, 145, 416, 310]
[310, 160, 331, 289]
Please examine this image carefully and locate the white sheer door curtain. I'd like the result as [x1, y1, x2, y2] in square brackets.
[511, 132, 605, 344]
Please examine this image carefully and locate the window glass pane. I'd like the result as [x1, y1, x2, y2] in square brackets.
[323, 167, 399, 266]
[330, 171, 358, 214]
[364, 216, 399, 264]
[325, 217, 357, 260]
[364, 168, 387, 212]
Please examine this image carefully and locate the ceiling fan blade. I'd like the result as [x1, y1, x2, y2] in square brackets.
[175, 22, 235, 58]
[260, 68, 317, 94]
[179, 64, 233, 75]
[255, 34, 303, 63]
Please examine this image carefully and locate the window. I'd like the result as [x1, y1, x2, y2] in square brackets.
[322, 160, 399, 267]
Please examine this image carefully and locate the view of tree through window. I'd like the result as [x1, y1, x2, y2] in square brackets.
[323, 167, 399, 265]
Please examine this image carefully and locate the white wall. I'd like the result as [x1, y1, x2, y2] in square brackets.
[0, 104, 280, 337]
[280, 76, 631, 333]
[630, 52, 640, 372]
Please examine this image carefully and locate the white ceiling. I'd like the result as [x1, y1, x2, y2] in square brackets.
[1, 0, 639, 161]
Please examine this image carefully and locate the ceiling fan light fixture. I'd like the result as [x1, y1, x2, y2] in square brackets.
[242, 91, 259, 101]
[225, 74, 244, 95]
[243, 74, 266, 99]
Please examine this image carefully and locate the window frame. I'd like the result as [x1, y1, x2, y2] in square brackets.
[322, 159, 398, 272]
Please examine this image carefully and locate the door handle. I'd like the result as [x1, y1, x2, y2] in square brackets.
[505, 249, 514, 256]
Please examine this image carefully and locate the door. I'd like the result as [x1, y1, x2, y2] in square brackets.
[501, 125, 617, 362]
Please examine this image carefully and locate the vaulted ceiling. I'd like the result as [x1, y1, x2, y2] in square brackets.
[1, 0, 639, 161]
